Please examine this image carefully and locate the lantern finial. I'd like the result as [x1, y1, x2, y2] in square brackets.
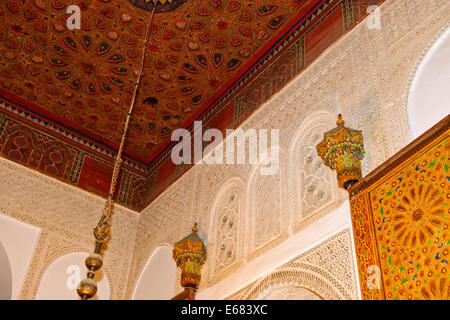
[337, 114, 345, 126]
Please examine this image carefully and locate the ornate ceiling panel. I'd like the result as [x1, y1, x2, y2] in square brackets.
[0, 0, 308, 161]
[0, 0, 381, 210]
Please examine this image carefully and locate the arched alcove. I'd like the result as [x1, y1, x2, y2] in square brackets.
[35, 252, 110, 300]
[0, 242, 12, 300]
[287, 111, 338, 232]
[207, 177, 245, 284]
[246, 146, 285, 257]
[408, 26, 450, 138]
[239, 264, 352, 300]
[132, 246, 177, 300]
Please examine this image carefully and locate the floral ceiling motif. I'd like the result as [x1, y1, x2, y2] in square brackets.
[0, 0, 307, 161]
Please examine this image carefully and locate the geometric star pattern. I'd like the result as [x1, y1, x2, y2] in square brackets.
[0, 0, 307, 160]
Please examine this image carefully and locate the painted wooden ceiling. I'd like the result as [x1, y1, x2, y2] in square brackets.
[0, 0, 380, 210]
[0, 0, 308, 160]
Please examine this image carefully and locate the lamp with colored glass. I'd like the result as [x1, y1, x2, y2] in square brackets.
[172, 223, 207, 300]
[316, 114, 365, 190]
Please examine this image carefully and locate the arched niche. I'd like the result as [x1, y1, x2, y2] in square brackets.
[408, 26, 450, 138]
[287, 111, 338, 232]
[0, 242, 12, 300]
[246, 146, 285, 256]
[35, 252, 110, 300]
[207, 177, 245, 284]
[132, 246, 177, 300]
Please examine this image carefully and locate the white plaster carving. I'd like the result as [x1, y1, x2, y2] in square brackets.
[206, 178, 245, 284]
[287, 111, 340, 232]
[225, 229, 359, 300]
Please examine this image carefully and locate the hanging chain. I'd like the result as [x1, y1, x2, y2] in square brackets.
[93, 7, 156, 242]
[77, 8, 156, 300]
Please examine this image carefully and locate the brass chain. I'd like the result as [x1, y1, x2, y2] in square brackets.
[93, 7, 156, 241]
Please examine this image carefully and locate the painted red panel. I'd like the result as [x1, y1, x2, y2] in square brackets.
[153, 159, 178, 198]
[208, 100, 236, 134]
[78, 157, 121, 198]
[305, 5, 344, 66]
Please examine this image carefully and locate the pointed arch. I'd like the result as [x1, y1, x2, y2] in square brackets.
[132, 245, 177, 300]
[35, 251, 110, 300]
[240, 263, 353, 300]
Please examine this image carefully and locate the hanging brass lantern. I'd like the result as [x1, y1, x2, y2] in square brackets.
[172, 223, 207, 299]
[316, 114, 365, 190]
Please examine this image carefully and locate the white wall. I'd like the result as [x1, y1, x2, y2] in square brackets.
[132, 246, 177, 300]
[0, 213, 40, 299]
[408, 26, 450, 138]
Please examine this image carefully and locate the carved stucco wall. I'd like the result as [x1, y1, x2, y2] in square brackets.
[288, 111, 341, 233]
[208, 178, 245, 284]
[0, 157, 138, 299]
[126, 0, 450, 299]
[225, 229, 358, 300]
